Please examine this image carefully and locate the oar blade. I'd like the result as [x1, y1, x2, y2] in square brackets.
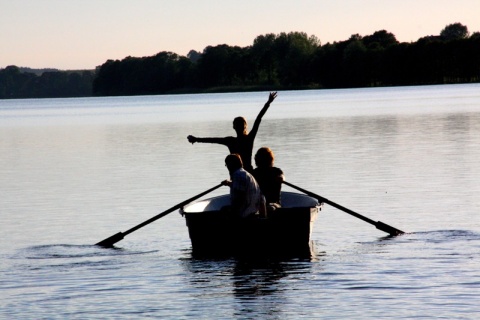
[96, 232, 124, 248]
[375, 221, 405, 236]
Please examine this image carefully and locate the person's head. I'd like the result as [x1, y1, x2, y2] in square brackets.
[233, 117, 247, 135]
[225, 153, 243, 173]
[255, 147, 275, 168]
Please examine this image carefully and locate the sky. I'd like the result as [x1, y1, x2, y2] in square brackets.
[1, 0, 480, 70]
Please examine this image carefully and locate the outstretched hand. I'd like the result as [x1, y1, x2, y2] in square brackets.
[187, 135, 197, 144]
[268, 92, 277, 104]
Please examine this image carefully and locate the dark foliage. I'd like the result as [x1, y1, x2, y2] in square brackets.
[92, 26, 479, 96]
[2, 23, 479, 99]
[92, 52, 194, 96]
[0, 66, 94, 99]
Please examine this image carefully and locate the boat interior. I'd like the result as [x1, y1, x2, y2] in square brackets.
[182, 191, 319, 213]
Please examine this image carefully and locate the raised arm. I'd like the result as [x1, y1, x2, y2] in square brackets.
[249, 92, 277, 138]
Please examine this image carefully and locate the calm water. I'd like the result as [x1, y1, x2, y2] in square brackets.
[1, 84, 480, 319]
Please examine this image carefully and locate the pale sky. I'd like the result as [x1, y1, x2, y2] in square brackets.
[1, 0, 479, 70]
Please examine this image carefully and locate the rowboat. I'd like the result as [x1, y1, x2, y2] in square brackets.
[180, 191, 322, 257]
[96, 182, 403, 250]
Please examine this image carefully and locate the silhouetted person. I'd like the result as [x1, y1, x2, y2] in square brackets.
[188, 92, 277, 172]
[222, 153, 266, 218]
[253, 147, 284, 211]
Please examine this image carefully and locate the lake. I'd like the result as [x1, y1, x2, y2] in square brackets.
[1, 84, 480, 319]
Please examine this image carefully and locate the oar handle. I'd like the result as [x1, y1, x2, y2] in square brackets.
[123, 183, 223, 236]
[283, 181, 404, 236]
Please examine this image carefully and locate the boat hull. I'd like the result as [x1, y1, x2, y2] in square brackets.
[180, 192, 321, 257]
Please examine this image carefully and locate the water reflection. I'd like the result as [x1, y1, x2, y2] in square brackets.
[181, 252, 323, 318]
[231, 259, 294, 318]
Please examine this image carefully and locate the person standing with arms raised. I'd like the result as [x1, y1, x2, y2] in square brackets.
[187, 92, 277, 173]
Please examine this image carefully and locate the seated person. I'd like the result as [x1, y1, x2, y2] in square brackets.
[252, 147, 285, 211]
[222, 153, 266, 218]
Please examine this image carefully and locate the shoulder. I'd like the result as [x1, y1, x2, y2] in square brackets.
[256, 167, 283, 175]
[238, 168, 257, 181]
[273, 167, 284, 174]
[233, 168, 247, 179]
[252, 167, 265, 177]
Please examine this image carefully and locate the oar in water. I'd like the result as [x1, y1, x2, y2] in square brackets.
[283, 181, 405, 236]
[96, 183, 223, 247]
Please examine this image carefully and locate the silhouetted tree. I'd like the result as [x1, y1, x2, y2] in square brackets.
[6, 23, 478, 99]
[362, 30, 398, 48]
[0, 65, 93, 98]
[187, 50, 201, 63]
[93, 51, 192, 95]
[251, 33, 278, 84]
[273, 32, 320, 86]
[441, 23, 469, 41]
[196, 45, 252, 88]
[471, 32, 480, 40]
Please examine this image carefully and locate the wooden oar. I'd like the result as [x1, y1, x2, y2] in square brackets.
[96, 183, 223, 247]
[283, 181, 405, 236]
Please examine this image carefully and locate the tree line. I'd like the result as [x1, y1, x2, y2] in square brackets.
[93, 23, 480, 96]
[0, 66, 94, 99]
[1, 23, 479, 99]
